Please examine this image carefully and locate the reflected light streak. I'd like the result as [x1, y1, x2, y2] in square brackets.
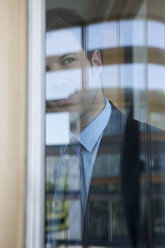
[47, 20, 165, 58]
[46, 27, 82, 56]
[88, 19, 165, 50]
[87, 21, 118, 50]
[148, 64, 165, 93]
[46, 68, 82, 101]
[46, 112, 70, 145]
[148, 20, 165, 49]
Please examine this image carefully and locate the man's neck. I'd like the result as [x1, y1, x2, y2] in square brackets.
[72, 90, 105, 134]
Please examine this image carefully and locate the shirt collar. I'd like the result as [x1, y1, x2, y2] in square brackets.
[70, 98, 111, 152]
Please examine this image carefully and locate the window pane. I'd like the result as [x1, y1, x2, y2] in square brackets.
[45, 1, 165, 248]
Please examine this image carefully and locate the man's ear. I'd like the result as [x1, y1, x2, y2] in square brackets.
[92, 50, 102, 73]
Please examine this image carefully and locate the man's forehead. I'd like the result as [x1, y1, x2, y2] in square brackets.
[46, 27, 82, 56]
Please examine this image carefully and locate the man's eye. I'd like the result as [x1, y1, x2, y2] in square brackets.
[62, 58, 76, 65]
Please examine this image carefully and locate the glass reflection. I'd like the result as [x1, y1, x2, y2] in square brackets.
[148, 20, 165, 49]
[87, 21, 118, 50]
[46, 113, 69, 145]
[120, 20, 144, 47]
[46, 8, 110, 247]
[45, 2, 165, 248]
[46, 27, 82, 56]
[148, 64, 165, 92]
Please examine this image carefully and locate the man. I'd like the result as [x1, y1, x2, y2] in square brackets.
[45, 8, 164, 248]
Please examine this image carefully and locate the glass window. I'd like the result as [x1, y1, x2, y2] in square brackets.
[44, 1, 165, 248]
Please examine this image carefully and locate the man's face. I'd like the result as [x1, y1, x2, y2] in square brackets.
[46, 27, 102, 129]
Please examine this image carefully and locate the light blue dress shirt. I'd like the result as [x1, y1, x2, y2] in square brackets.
[70, 98, 111, 199]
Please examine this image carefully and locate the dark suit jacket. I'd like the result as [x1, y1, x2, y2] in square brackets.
[82, 102, 165, 248]
[46, 102, 165, 248]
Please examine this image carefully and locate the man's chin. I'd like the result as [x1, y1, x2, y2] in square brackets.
[46, 94, 80, 112]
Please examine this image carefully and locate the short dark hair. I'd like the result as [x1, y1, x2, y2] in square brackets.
[46, 8, 86, 31]
[46, 8, 99, 63]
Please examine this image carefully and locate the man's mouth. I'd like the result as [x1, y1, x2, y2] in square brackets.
[46, 91, 82, 112]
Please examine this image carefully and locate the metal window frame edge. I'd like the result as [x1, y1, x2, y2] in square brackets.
[26, 0, 45, 247]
